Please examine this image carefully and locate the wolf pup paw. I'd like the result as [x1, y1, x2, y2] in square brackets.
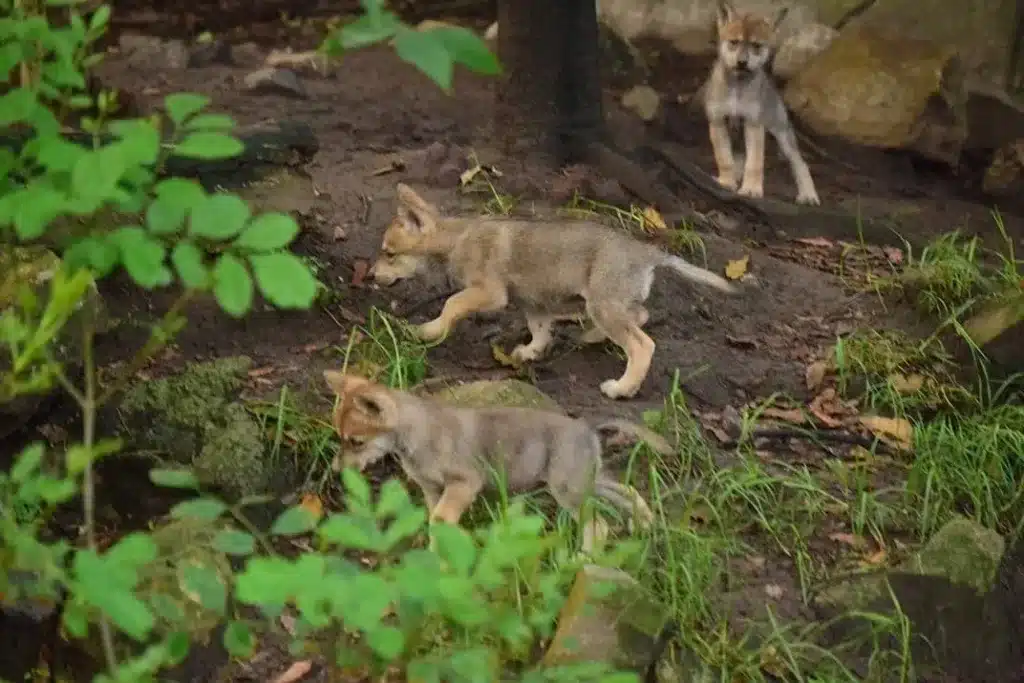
[415, 319, 446, 342]
[509, 343, 542, 364]
[796, 189, 820, 206]
[600, 378, 638, 400]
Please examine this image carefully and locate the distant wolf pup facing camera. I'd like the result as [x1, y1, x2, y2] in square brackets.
[704, 0, 820, 205]
[324, 370, 670, 553]
[367, 183, 738, 400]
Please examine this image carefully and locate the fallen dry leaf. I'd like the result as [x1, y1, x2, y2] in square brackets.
[805, 360, 828, 391]
[725, 334, 758, 350]
[460, 164, 483, 186]
[862, 548, 888, 566]
[809, 389, 845, 428]
[725, 255, 750, 280]
[889, 373, 925, 394]
[351, 259, 370, 287]
[370, 159, 405, 176]
[641, 206, 668, 231]
[858, 415, 914, 451]
[271, 660, 313, 683]
[299, 493, 324, 522]
[883, 247, 903, 264]
[490, 343, 521, 369]
[827, 532, 867, 549]
[794, 236, 834, 248]
[248, 366, 275, 378]
[761, 406, 807, 425]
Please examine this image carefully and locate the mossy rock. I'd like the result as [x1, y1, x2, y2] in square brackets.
[1, 245, 110, 440]
[543, 564, 672, 673]
[431, 379, 564, 413]
[815, 516, 1006, 612]
[117, 357, 271, 498]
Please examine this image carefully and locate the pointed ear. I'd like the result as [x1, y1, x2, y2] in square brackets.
[396, 183, 437, 214]
[716, 0, 736, 30]
[772, 6, 789, 31]
[323, 370, 367, 397]
[350, 387, 398, 427]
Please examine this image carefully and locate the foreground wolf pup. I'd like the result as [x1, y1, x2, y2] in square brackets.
[323, 371, 670, 553]
[704, 0, 820, 205]
[368, 183, 738, 400]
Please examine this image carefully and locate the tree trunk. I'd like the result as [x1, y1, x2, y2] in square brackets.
[494, 0, 604, 165]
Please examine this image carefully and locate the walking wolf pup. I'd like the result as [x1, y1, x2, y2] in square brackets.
[368, 183, 738, 400]
[703, 0, 820, 205]
[323, 371, 670, 553]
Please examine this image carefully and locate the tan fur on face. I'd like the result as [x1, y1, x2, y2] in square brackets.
[715, 1, 787, 73]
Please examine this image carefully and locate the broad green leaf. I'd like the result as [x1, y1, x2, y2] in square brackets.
[155, 177, 206, 206]
[186, 113, 235, 131]
[66, 438, 123, 475]
[171, 242, 209, 289]
[181, 563, 227, 614]
[149, 468, 200, 489]
[342, 468, 372, 505]
[212, 529, 255, 556]
[234, 556, 297, 607]
[393, 28, 454, 92]
[170, 497, 227, 521]
[367, 625, 405, 660]
[64, 236, 120, 277]
[248, 252, 318, 309]
[212, 253, 253, 317]
[71, 145, 125, 201]
[106, 532, 158, 569]
[223, 620, 256, 658]
[97, 590, 156, 641]
[233, 213, 300, 251]
[336, 11, 402, 49]
[190, 193, 250, 240]
[318, 513, 382, 551]
[430, 26, 501, 75]
[109, 226, 173, 289]
[12, 185, 65, 239]
[11, 443, 45, 483]
[164, 93, 209, 126]
[109, 119, 161, 166]
[429, 523, 477, 576]
[270, 505, 318, 536]
[0, 88, 37, 126]
[174, 131, 243, 160]
[376, 478, 411, 519]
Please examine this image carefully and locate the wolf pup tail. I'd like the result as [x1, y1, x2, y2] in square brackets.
[594, 478, 654, 528]
[662, 254, 737, 294]
[594, 419, 674, 457]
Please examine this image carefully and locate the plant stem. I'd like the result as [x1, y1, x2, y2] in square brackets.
[96, 289, 194, 407]
[79, 312, 119, 672]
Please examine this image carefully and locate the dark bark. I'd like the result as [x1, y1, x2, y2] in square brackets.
[494, 0, 604, 164]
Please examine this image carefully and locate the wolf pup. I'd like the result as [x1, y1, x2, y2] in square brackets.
[368, 183, 737, 400]
[323, 370, 670, 553]
[703, 0, 820, 205]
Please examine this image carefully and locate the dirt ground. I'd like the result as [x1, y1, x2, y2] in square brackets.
[18, 21, 1024, 683]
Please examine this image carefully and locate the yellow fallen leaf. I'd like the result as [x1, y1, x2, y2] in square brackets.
[889, 373, 925, 394]
[641, 206, 668, 231]
[725, 255, 749, 280]
[490, 343, 521, 369]
[858, 415, 914, 451]
[460, 164, 483, 186]
[805, 360, 828, 391]
[299, 492, 324, 521]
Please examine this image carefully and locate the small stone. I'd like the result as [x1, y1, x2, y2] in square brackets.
[188, 39, 233, 68]
[232, 42, 265, 68]
[243, 68, 308, 99]
[332, 225, 348, 241]
[621, 85, 661, 122]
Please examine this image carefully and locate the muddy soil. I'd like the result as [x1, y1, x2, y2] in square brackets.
[4, 22, 1023, 683]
